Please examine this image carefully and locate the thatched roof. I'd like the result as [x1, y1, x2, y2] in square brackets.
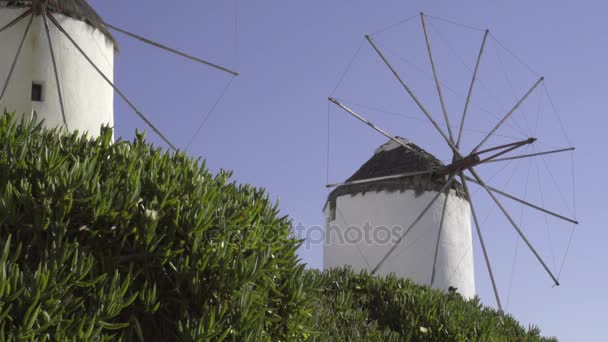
[0, 0, 117, 47]
[326, 138, 467, 209]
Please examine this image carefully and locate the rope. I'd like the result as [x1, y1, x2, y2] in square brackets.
[234, 0, 239, 71]
[91, 23, 112, 69]
[335, 206, 373, 272]
[446, 245, 472, 286]
[470, 151, 518, 197]
[332, 98, 423, 120]
[542, 83, 573, 147]
[506, 157, 532, 310]
[185, 75, 236, 151]
[537, 83, 577, 280]
[427, 22, 512, 128]
[538, 152, 573, 217]
[489, 33, 541, 78]
[533, 146, 557, 271]
[429, 22, 533, 139]
[368, 14, 418, 37]
[330, 39, 364, 96]
[477, 147, 526, 223]
[427, 20, 473, 71]
[425, 14, 485, 32]
[326, 101, 331, 186]
[493, 43, 533, 137]
[557, 150, 577, 279]
[533, 86, 543, 136]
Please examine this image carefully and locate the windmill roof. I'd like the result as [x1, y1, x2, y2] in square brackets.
[0, 0, 117, 48]
[326, 138, 467, 209]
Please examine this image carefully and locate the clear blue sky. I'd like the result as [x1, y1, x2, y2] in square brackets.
[93, 1, 606, 340]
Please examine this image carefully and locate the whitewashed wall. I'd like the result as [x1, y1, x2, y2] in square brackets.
[324, 189, 475, 298]
[0, 9, 114, 136]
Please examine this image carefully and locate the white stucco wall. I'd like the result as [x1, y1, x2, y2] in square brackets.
[324, 189, 475, 298]
[0, 9, 114, 136]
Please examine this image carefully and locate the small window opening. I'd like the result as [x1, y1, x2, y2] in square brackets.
[31, 83, 43, 102]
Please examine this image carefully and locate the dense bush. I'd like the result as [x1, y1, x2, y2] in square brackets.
[0, 113, 556, 341]
[310, 268, 557, 341]
[0, 113, 314, 341]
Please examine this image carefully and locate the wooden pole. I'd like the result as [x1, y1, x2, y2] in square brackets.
[460, 171, 503, 311]
[47, 11, 177, 151]
[483, 147, 574, 163]
[102, 21, 239, 76]
[326, 170, 434, 188]
[477, 138, 535, 164]
[471, 77, 544, 154]
[328, 97, 429, 160]
[42, 10, 67, 128]
[475, 137, 535, 155]
[463, 175, 578, 225]
[0, 14, 34, 104]
[0, 8, 32, 34]
[365, 35, 462, 157]
[456, 30, 489, 149]
[421, 12, 454, 143]
[430, 185, 450, 287]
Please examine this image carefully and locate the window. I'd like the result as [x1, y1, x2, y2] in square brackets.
[31, 83, 43, 102]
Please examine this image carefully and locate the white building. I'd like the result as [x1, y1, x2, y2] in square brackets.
[0, 0, 115, 136]
[324, 138, 475, 298]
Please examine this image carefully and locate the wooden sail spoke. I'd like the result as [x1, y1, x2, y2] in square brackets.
[457, 29, 489, 149]
[430, 185, 451, 287]
[463, 175, 578, 225]
[0, 8, 32, 34]
[47, 11, 177, 151]
[328, 97, 430, 160]
[483, 147, 575, 163]
[0, 13, 34, 103]
[421, 12, 454, 143]
[326, 170, 434, 189]
[101, 21, 239, 76]
[460, 172, 503, 311]
[469, 167, 560, 286]
[472, 77, 544, 154]
[42, 10, 67, 127]
[365, 35, 462, 157]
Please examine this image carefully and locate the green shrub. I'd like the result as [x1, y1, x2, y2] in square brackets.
[0, 113, 556, 341]
[309, 268, 558, 341]
[0, 113, 314, 341]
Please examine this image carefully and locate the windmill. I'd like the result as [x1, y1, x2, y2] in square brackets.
[0, 0, 238, 149]
[324, 13, 578, 311]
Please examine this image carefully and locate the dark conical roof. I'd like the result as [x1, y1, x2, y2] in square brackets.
[326, 138, 466, 209]
[0, 0, 116, 47]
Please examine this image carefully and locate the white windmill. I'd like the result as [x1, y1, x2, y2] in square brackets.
[324, 13, 578, 311]
[0, 0, 237, 148]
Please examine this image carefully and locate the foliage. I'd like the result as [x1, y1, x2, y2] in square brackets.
[309, 268, 558, 341]
[0, 113, 556, 341]
[0, 113, 313, 341]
